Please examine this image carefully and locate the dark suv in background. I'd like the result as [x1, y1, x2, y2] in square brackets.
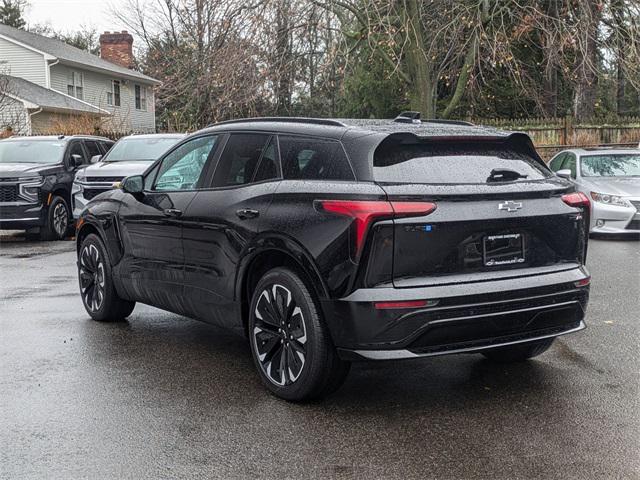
[76, 115, 591, 401]
[0, 135, 113, 240]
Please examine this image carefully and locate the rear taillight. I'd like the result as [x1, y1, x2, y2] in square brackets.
[374, 299, 438, 310]
[316, 199, 436, 257]
[562, 192, 590, 209]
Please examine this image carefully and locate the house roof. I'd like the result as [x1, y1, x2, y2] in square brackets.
[0, 24, 158, 84]
[1, 74, 109, 115]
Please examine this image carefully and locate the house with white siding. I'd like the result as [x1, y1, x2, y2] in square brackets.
[0, 24, 158, 135]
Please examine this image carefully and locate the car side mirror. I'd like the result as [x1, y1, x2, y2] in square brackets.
[556, 169, 573, 180]
[90, 154, 102, 164]
[70, 154, 84, 168]
[121, 175, 144, 195]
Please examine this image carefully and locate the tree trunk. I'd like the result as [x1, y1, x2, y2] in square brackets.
[573, 0, 601, 121]
[541, 0, 560, 117]
[275, 0, 292, 116]
[612, 0, 626, 116]
[404, 0, 435, 117]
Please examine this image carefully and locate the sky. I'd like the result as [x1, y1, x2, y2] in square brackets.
[24, 0, 128, 36]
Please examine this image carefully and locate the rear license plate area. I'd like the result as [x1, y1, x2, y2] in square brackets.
[483, 233, 525, 266]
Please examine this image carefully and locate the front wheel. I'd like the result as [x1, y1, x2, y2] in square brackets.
[248, 268, 350, 401]
[41, 195, 70, 240]
[78, 233, 135, 321]
[482, 338, 555, 363]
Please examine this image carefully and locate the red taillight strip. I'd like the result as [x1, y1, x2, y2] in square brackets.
[317, 200, 437, 256]
[561, 192, 590, 209]
[374, 300, 430, 310]
[390, 201, 437, 217]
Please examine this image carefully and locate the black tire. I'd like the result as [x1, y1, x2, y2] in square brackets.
[41, 195, 70, 241]
[248, 267, 350, 401]
[482, 338, 555, 363]
[78, 233, 135, 322]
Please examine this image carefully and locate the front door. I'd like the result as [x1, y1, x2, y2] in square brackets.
[117, 135, 220, 312]
[181, 133, 281, 328]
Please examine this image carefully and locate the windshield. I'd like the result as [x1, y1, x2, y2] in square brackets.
[373, 141, 550, 184]
[104, 137, 182, 162]
[581, 154, 640, 177]
[0, 140, 65, 164]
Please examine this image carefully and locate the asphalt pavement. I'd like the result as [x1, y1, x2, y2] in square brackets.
[0, 232, 638, 479]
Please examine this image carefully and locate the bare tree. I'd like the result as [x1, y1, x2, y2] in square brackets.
[0, 73, 28, 136]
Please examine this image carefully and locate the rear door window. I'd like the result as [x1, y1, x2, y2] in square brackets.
[373, 140, 550, 184]
[279, 136, 355, 181]
[212, 134, 272, 187]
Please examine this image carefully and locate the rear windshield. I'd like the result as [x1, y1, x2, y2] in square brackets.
[104, 137, 182, 162]
[373, 140, 550, 184]
[581, 154, 640, 177]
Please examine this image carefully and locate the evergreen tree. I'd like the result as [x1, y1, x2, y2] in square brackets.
[0, 0, 27, 29]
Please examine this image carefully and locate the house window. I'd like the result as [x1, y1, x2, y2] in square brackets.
[107, 80, 121, 107]
[67, 71, 83, 100]
[134, 84, 147, 111]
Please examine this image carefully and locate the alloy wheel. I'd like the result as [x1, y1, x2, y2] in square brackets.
[252, 284, 308, 386]
[52, 202, 68, 238]
[79, 244, 105, 312]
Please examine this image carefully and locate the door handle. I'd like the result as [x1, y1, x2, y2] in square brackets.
[163, 208, 183, 217]
[236, 208, 259, 220]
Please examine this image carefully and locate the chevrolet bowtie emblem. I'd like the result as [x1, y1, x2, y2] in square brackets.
[498, 201, 523, 212]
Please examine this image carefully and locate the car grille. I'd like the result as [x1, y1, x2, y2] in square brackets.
[630, 200, 640, 212]
[0, 185, 19, 202]
[86, 176, 123, 183]
[626, 220, 640, 230]
[83, 188, 110, 200]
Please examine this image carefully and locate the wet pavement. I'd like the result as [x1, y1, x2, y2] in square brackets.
[0, 232, 639, 479]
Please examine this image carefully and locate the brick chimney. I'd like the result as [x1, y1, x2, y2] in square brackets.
[99, 31, 134, 69]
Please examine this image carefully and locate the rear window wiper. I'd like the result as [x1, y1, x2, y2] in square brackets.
[486, 168, 528, 182]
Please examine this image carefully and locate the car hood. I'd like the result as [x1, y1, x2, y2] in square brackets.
[82, 160, 155, 178]
[581, 177, 640, 197]
[0, 163, 59, 178]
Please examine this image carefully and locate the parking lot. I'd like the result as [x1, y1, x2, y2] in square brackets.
[0, 233, 638, 479]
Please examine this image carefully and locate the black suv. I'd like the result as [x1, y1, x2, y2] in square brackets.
[75, 116, 590, 401]
[0, 135, 114, 240]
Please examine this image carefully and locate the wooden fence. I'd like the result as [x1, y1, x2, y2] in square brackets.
[470, 115, 640, 160]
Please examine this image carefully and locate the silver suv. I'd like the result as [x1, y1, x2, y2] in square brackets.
[72, 133, 184, 218]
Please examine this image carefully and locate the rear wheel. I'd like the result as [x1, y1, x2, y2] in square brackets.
[78, 233, 135, 322]
[41, 195, 70, 240]
[482, 338, 555, 363]
[248, 267, 350, 401]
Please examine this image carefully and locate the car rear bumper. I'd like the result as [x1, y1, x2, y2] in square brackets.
[321, 266, 590, 360]
[0, 202, 45, 229]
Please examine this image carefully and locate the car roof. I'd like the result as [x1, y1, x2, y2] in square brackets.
[195, 116, 536, 182]
[117, 133, 186, 140]
[558, 147, 640, 157]
[1, 135, 113, 142]
[197, 117, 511, 140]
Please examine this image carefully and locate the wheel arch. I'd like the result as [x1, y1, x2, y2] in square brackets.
[49, 185, 71, 209]
[76, 221, 102, 255]
[236, 236, 329, 336]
